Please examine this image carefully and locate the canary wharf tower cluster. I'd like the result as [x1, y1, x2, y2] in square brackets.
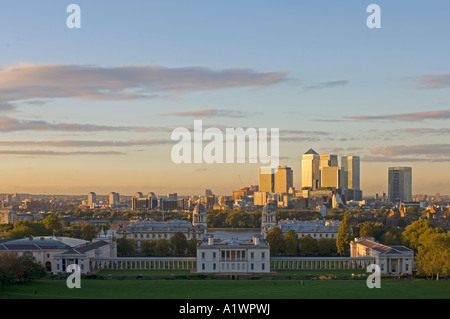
[301, 149, 361, 202]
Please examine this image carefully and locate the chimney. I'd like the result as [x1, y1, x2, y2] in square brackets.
[208, 234, 214, 246]
[253, 235, 260, 246]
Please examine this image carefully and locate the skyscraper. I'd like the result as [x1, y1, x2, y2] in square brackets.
[320, 166, 341, 189]
[258, 167, 275, 193]
[388, 167, 412, 202]
[341, 156, 360, 191]
[87, 192, 96, 208]
[109, 192, 120, 207]
[302, 149, 320, 190]
[274, 166, 293, 194]
[320, 154, 338, 170]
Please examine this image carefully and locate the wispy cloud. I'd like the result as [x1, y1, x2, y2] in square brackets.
[0, 116, 175, 133]
[414, 72, 450, 89]
[0, 63, 288, 103]
[370, 144, 450, 158]
[0, 139, 172, 148]
[345, 109, 450, 122]
[0, 150, 125, 156]
[159, 108, 255, 118]
[362, 155, 450, 163]
[302, 80, 348, 92]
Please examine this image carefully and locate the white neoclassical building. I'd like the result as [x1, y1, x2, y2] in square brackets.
[350, 237, 414, 274]
[261, 203, 340, 240]
[0, 236, 116, 274]
[197, 235, 270, 273]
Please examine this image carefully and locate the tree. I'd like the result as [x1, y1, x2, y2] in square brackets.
[402, 219, 444, 251]
[116, 238, 135, 256]
[141, 240, 154, 255]
[283, 230, 298, 255]
[300, 235, 318, 256]
[18, 252, 46, 282]
[187, 237, 200, 255]
[381, 231, 401, 246]
[416, 232, 450, 280]
[153, 239, 170, 256]
[5, 220, 47, 239]
[0, 252, 23, 288]
[81, 224, 97, 241]
[359, 223, 373, 238]
[318, 238, 337, 256]
[265, 227, 284, 256]
[41, 215, 64, 236]
[170, 232, 188, 255]
[336, 212, 352, 256]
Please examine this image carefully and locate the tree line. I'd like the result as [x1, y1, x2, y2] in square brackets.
[116, 232, 199, 257]
[0, 215, 100, 242]
[0, 251, 46, 288]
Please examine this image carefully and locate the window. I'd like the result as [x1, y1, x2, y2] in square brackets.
[213, 252, 216, 259]
[251, 263, 254, 271]
[213, 263, 216, 270]
[261, 252, 265, 259]
[250, 252, 254, 259]
[47, 254, 50, 258]
[262, 263, 265, 270]
[201, 252, 205, 259]
[202, 263, 205, 270]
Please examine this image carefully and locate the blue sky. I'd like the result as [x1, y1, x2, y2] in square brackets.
[0, 1, 449, 196]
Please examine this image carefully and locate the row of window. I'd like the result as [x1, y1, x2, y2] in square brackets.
[201, 262, 266, 271]
[200, 250, 266, 260]
[131, 233, 202, 239]
[298, 233, 335, 238]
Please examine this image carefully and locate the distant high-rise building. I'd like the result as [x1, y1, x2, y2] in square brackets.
[388, 167, 412, 203]
[320, 166, 341, 189]
[320, 154, 338, 170]
[258, 167, 275, 193]
[302, 149, 320, 190]
[109, 192, 120, 207]
[274, 166, 293, 194]
[341, 156, 360, 191]
[87, 192, 96, 208]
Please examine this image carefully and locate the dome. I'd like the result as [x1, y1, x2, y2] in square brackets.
[193, 203, 206, 214]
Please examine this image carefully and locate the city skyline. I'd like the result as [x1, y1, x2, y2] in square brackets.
[0, 1, 449, 196]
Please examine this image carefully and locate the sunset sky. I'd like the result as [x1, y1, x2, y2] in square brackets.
[0, 1, 449, 197]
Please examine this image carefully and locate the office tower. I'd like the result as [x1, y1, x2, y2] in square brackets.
[259, 167, 275, 193]
[320, 154, 338, 170]
[302, 149, 320, 190]
[109, 192, 120, 207]
[87, 192, 96, 208]
[388, 167, 412, 202]
[341, 156, 360, 191]
[321, 166, 341, 189]
[274, 166, 293, 194]
[134, 192, 143, 198]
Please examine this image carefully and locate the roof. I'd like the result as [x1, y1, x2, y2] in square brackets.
[118, 219, 201, 232]
[304, 148, 318, 155]
[355, 239, 413, 255]
[199, 237, 268, 248]
[271, 220, 340, 233]
[0, 236, 89, 251]
[56, 240, 110, 256]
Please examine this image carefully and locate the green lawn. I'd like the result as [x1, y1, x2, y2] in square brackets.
[1, 279, 449, 299]
[94, 268, 366, 277]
